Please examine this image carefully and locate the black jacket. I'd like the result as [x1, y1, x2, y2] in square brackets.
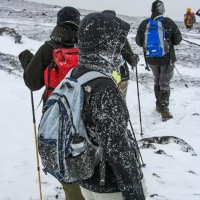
[120, 39, 138, 82]
[76, 13, 145, 200]
[196, 9, 200, 17]
[71, 66, 144, 200]
[18, 23, 78, 91]
[135, 13, 182, 65]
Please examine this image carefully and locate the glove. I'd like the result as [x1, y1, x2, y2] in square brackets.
[18, 49, 33, 71]
[131, 54, 139, 70]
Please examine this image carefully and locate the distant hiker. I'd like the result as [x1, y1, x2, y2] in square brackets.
[101, 10, 140, 100]
[75, 12, 145, 200]
[135, 0, 182, 121]
[184, 8, 196, 29]
[18, 6, 84, 200]
[196, 9, 200, 17]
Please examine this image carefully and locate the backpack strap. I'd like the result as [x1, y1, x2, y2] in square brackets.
[154, 15, 164, 21]
[78, 71, 107, 86]
[146, 18, 152, 23]
[66, 69, 108, 86]
[45, 40, 57, 49]
[45, 40, 67, 50]
[147, 15, 164, 22]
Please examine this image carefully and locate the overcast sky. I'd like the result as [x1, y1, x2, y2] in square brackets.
[26, 0, 200, 22]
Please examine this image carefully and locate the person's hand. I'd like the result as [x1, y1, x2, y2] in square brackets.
[18, 49, 33, 71]
[131, 54, 139, 70]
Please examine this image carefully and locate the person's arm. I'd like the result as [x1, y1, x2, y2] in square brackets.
[184, 14, 187, 25]
[121, 39, 139, 69]
[19, 43, 53, 91]
[196, 9, 200, 16]
[91, 84, 145, 200]
[135, 20, 147, 48]
[170, 19, 182, 46]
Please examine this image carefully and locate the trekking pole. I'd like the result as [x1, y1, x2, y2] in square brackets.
[30, 91, 43, 200]
[129, 119, 146, 167]
[143, 49, 150, 71]
[182, 39, 200, 47]
[174, 66, 188, 88]
[135, 64, 144, 137]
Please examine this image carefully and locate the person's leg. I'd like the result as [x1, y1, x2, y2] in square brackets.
[159, 63, 174, 121]
[141, 177, 148, 198]
[80, 187, 123, 200]
[118, 80, 128, 101]
[154, 84, 161, 112]
[61, 182, 85, 200]
[80, 186, 94, 200]
[149, 64, 160, 111]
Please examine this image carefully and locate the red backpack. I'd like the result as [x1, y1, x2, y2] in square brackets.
[43, 48, 79, 102]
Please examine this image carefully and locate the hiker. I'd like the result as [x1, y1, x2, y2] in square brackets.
[18, 6, 84, 200]
[73, 12, 145, 200]
[196, 9, 200, 17]
[135, 0, 182, 121]
[101, 10, 139, 100]
[184, 8, 196, 29]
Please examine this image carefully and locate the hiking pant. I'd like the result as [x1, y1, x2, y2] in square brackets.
[118, 80, 129, 100]
[149, 63, 174, 91]
[80, 177, 147, 200]
[61, 183, 84, 200]
[80, 187, 123, 200]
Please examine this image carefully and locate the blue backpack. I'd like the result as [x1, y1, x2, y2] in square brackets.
[144, 17, 169, 57]
[38, 69, 107, 183]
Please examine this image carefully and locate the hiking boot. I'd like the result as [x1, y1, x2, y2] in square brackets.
[161, 111, 173, 122]
[159, 90, 173, 121]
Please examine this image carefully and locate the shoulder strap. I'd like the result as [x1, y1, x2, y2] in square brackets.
[78, 71, 107, 86]
[66, 69, 108, 86]
[153, 15, 164, 21]
[45, 40, 57, 49]
[146, 18, 152, 23]
[45, 40, 68, 50]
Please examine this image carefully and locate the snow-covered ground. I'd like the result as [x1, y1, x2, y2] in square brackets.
[0, 0, 200, 199]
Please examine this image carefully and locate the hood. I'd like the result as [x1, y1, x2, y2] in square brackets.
[50, 24, 78, 46]
[151, 0, 165, 16]
[78, 12, 130, 77]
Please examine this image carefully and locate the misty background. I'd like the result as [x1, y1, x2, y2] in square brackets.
[26, 0, 200, 22]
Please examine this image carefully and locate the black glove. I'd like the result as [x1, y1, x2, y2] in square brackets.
[18, 49, 33, 71]
[131, 54, 139, 70]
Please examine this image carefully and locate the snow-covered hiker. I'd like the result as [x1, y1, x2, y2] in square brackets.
[18, 6, 84, 200]
[75, 12, 145, 200]
[135, 0, 182, 122]
[101, 10, 140, 100]
[184, 8, 196, 30]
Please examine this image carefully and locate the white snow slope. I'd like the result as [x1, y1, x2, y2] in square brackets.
[0, 0, 200, 199]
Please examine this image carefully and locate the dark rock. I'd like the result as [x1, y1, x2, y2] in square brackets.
[139, 136, 197, 156]
[0, 27, 22, 43]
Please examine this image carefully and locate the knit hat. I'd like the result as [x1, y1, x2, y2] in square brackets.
[151, 0, 165, 14]
[78, 12, 130, 55]
[187, 8, 191, 13]
[101, 10, 116, 17]
[78, 13, 130, 76]
[57, 7, 80, 26]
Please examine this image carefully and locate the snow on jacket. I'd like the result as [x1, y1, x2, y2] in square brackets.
[71, 65, 145, 200]
[75, 12, 145, 200]
[18, 23, 78, 91]
[135, 13, 182, 65]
